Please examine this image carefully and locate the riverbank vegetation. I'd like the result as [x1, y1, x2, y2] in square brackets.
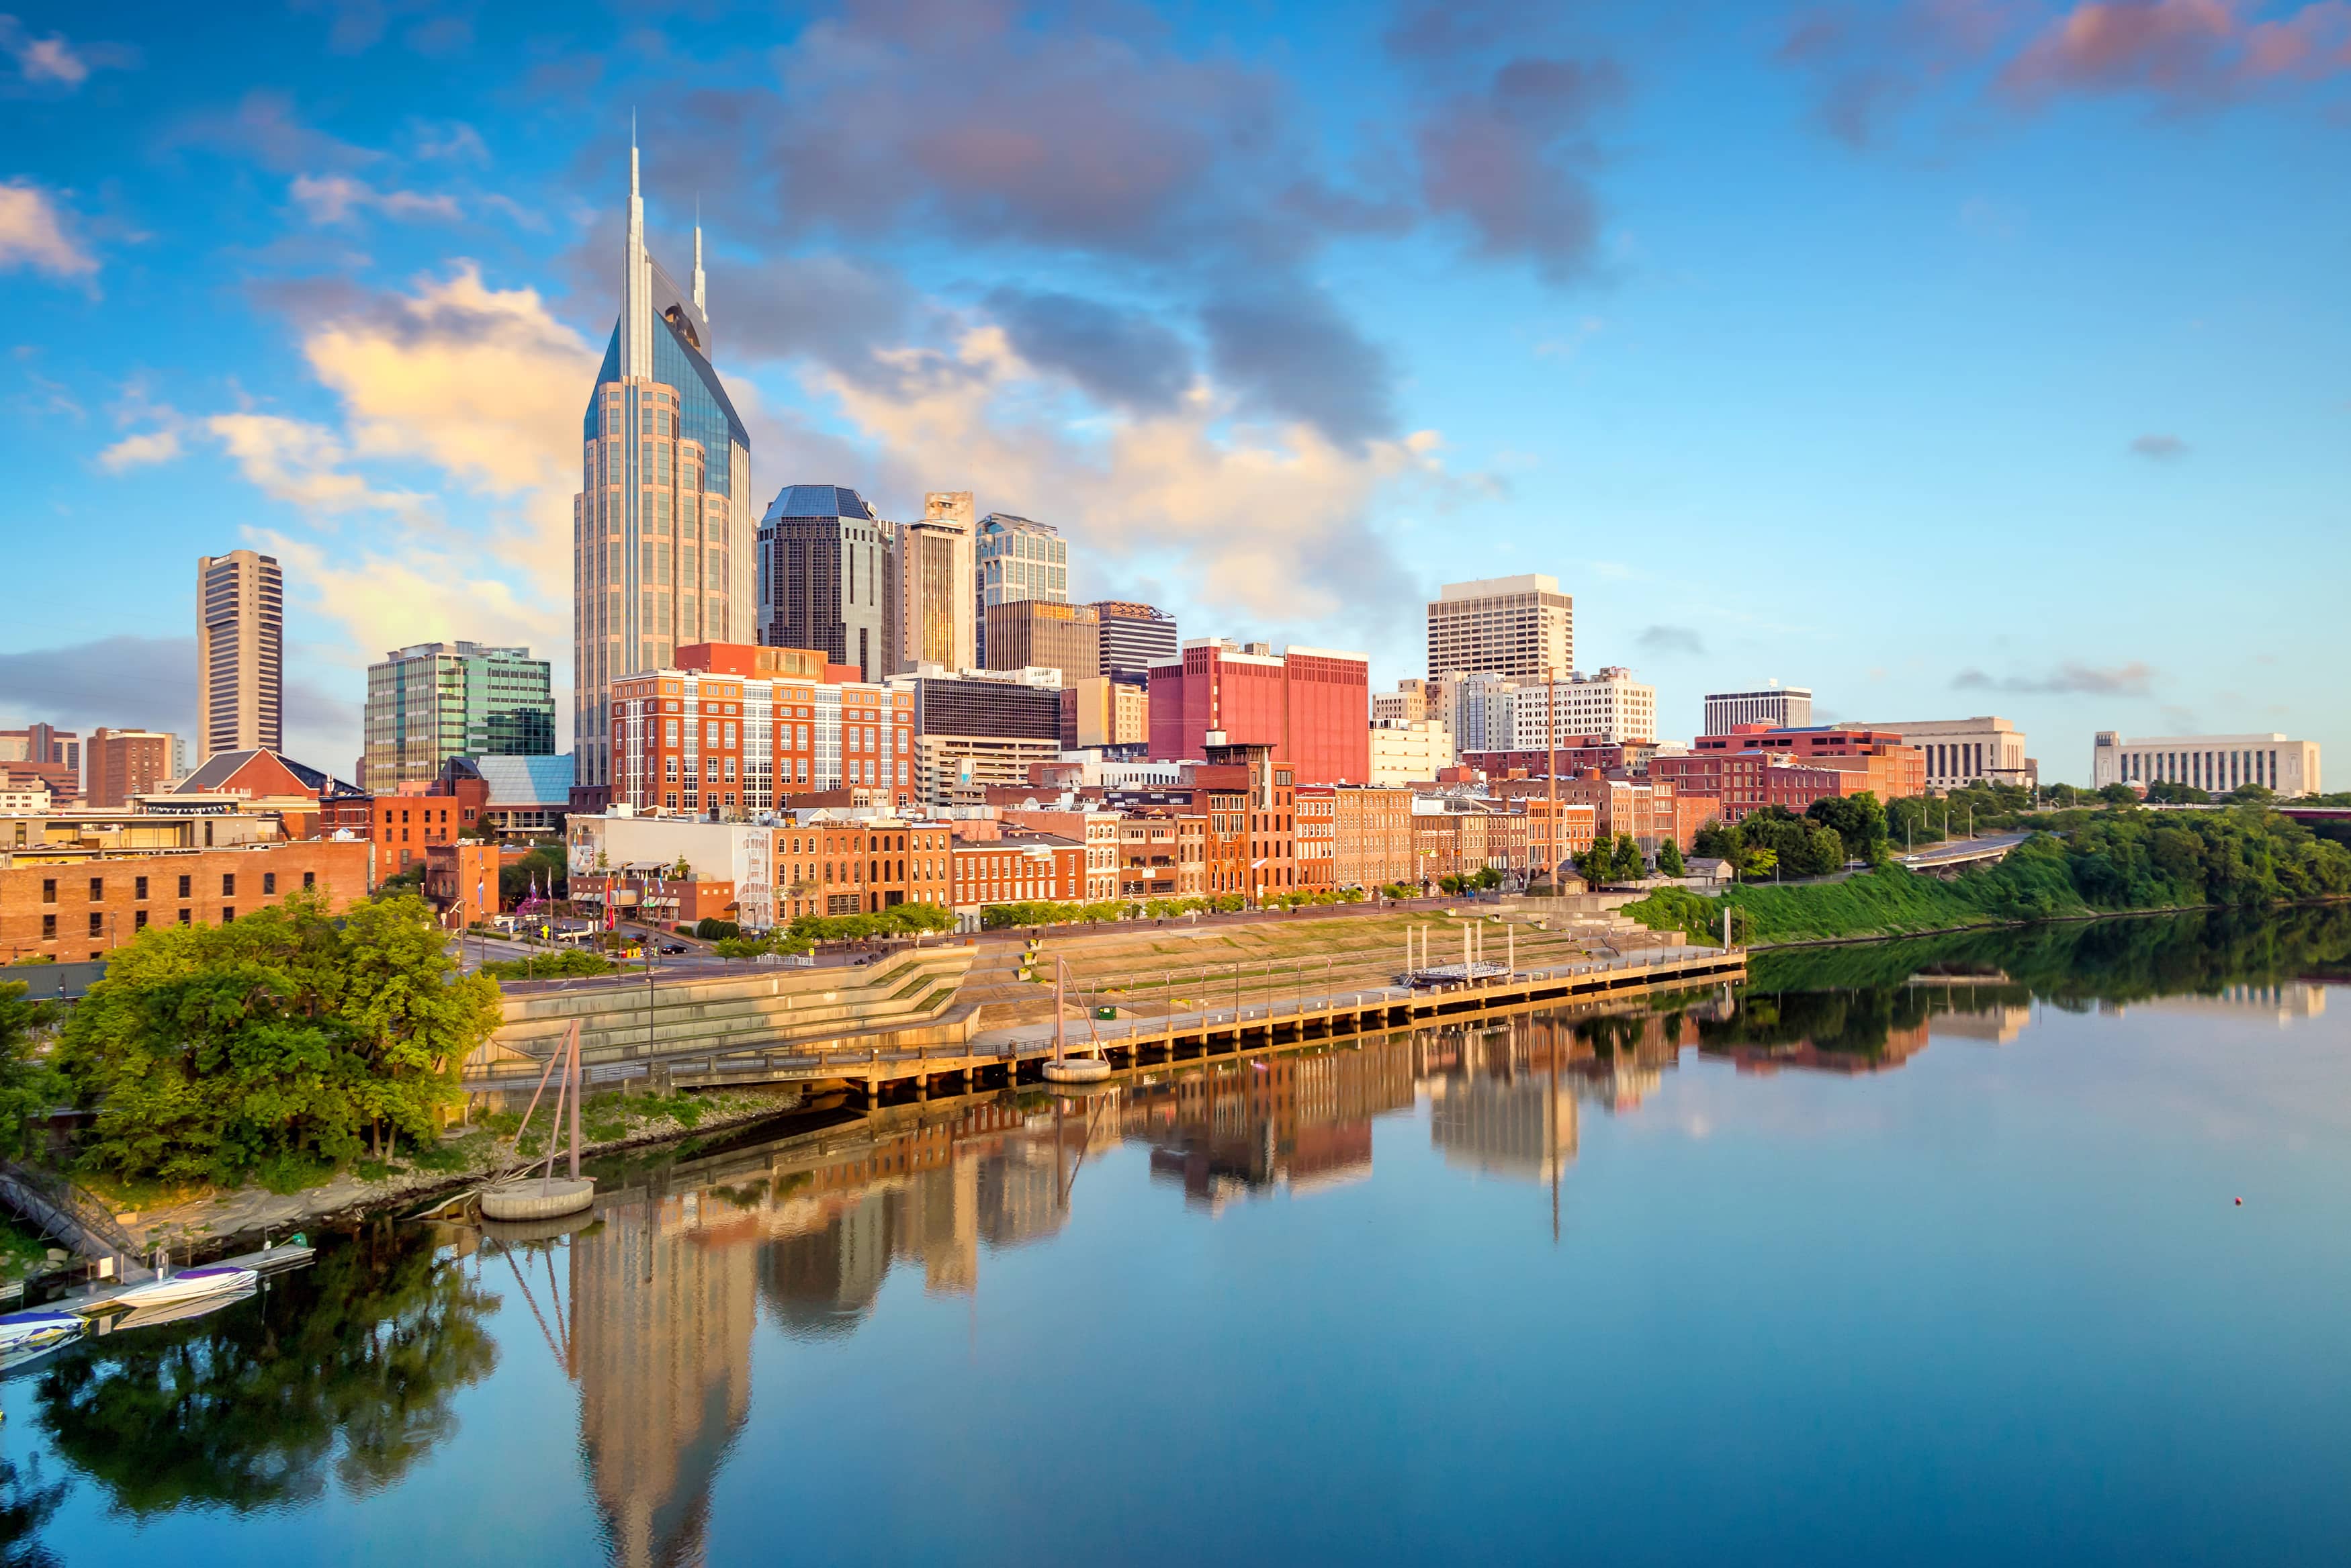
[1626, 803, 2351, 946]
[56, 892, 501, 1184]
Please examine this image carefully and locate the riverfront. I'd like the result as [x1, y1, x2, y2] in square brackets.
[5, 907, 2350, 1566]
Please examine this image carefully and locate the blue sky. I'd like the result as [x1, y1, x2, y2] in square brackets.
[1, 0, 2344, 782]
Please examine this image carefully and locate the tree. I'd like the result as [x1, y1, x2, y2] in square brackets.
[1612, 835, 1647, 882]
[57, 892, 502, 1181]
[2097, 783, 2140, 806]
[1806, 792, 1888, 864]
[1738, 847, 1778, 882]
[1692, 820, 1740, 861]
[0, 981, 63, 1162]
[1656, 839, 1686, 878]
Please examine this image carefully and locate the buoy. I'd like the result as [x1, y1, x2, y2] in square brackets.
[2234, 1197, 2243, 1205]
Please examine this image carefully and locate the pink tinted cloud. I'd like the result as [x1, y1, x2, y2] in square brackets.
[2000, 0, 2351, 106]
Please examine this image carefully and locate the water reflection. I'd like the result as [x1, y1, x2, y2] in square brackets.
[11, 905, 2351, 1567]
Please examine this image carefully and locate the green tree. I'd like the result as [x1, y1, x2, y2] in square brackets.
[58, 892, 502, 1182]
[2096, 783, 2140, 806]
[1655, 839, 1685, 878]
[1692, 820, 1740, 861]
[0, 982, 63, 1162]
[1806, 792, 1888, 864]
[1738, 847, 1778, 882]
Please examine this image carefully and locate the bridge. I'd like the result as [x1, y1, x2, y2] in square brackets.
[463, 942, 1747, 1110]
[1896, 832, 2032, 876]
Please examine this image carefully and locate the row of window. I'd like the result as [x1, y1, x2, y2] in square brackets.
[39, 870, 311, 903]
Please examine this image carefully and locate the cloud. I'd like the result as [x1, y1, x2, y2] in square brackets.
[1410, 56, 1623, 280]
[96, 428, 183, 472]
[1201, 283, 1398, 447]
[1998, 0, 2351, 107]
[985, 287, 1195, 416]
[0, 179, 97, 278]
[1637, 625, 1707, 657]
[290, 173, 461, 225]
[1777, 1, 2010, 148]
[410, 119, 489, 163]
[1953, 659, 2157, 695]
[171, 89, 384, 175]
[2129, 432, 2188, 459]
[0, 636, 199, 734]
[0, 16, 132, 89]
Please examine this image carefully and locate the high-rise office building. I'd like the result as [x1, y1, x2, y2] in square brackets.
[974, 513, 1066, 664]
[895, 490, 975, 673]
[573, 135, 754, 801]
[757, 484, 895, 682]
[196, 549, 283, 765]
[1704, 686, 1813, 733]
[362, 641, 556, 793]
[1090, 600, 1178, 678]
[982, 599, 1100, 681]
[1425, 573, 1572, 680]
[86, 728, 176, 807]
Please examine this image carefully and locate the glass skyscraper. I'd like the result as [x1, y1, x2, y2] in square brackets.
[363, 641, 555, 793]
[973, 513, 1066, 666]
[574, 136, 752, 799]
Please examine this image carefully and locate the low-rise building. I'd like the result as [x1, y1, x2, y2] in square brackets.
[1368, 719, 1455, 786]
[1115, 811, 1206, 899]
[950, 829, 1086, 913]
[2092, 731, 2320, 797]
[1295, 786, 1335, 888]
[999, 809, 1122, 899]
[1843, 716, 2030, 792]
[1331, 786, 1415, 890]
[0, 839, 373, 962]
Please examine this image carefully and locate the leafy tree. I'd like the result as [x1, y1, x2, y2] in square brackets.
[1738, 847, 1778, 882]
[1611, 835, 1647, 882]
[2145, 780, 2211, 804]
[1655, 839, 1686, 878]
[57, 892, 502, 1181]
[1806, 792, 1888, 864]
[2097, 783, 2141, 806]
[0, 982, 64, 1162]
[1692, 820, 1740, 861]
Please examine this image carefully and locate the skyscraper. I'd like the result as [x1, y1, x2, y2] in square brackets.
[973, 513, 1066, 665]
[196, 549, 283, 765]
[573, 134, 753, 802]
[756, 484, 894, 681]
[1090, 600, 1178, 678]
[894, 490, 975, 673]
[1425, 573, 1572, 680]
[362, 641, 556, 792]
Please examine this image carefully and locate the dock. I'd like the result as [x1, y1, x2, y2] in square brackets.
[474, 943, 1746, 1109]
[44, 1240, 316, 1318]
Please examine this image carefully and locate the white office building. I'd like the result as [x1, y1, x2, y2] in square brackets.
[1703, 686, 1811, 734]
[2093, 733, 2321, 797]
[1845, 717, 2031, 792]
[1478, 667, 1657, 749]
[1426, 574, 1573, 680]
[1368, 719, 1456, 786]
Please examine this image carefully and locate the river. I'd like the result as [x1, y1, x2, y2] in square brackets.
[7, 907, 2351, 1567]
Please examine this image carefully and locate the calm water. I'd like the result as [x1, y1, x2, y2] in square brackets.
[9, 909, 2351, 1567]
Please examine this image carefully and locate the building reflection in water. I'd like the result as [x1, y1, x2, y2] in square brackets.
[2106, 981, 2329, 1025]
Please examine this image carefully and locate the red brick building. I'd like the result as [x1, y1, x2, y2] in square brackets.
[1146, 638, 1370, 785]
[423, 840, 502, 926]
[0, 839, 373, 962]
[1193, 745, 1296, 903]
[950, 830, 1086, 911]
[1652, 743, 1923, 825]
[86, 729, 176, 809]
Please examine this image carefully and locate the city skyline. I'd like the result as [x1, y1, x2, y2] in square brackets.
[1, 3, 2346, 778]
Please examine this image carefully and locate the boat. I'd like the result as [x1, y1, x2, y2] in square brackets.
[0, 1309, 83, 1355]
[104, 1283, 256, 1334]
[80, 1264, 258, 1316]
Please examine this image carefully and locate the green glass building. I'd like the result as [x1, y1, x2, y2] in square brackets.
[363, 641, 555, 793]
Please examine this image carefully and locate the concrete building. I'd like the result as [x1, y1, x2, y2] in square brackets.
[1146, 639, 1370, 786]
[1845, 717, 2031, 792]
[973, 513, 1067, 665]
[1061, 676, 1148, 751]
[196, 549, 283, 766]
[1368, 719, 1455, 786]
[1491, 667, 1658, 748]
[1090, 601, 1178, 678]
[1425, 573, 1573, 680]
[2093, 732, 2321, 797]
[912, 667, 1065, 807]
[1704, 686, 1812, 734]
[757, 483, 894, 684]
[361, 641, 555, 794]
[982, 598, 1100, 681]
[1371, 679, 1438, 727]
[572, 138, 754, 804]
[85, 729, 176, 809]
[0, 725, 82, 803]
[894, 491, 975, 674]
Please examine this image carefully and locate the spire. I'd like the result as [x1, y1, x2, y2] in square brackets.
[692, 192, 707, 321]
[620, 116, 649, 380]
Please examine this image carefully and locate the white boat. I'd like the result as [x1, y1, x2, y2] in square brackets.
[105, 1283, 256, 1334]
[0, 1309, 83, 1354]
[81, 1263, 259, 1316]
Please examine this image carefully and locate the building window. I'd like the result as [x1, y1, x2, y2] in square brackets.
[304, 871, 316, 890]
[41, 915, 55, 939]
[88, 876, 103, 901]
[263, 872, 278, 895]
[87, 913, 103, 938]
[222, 907, 235, 923]
[178, 874, 192, 898]
[135, 876, 148, 901]
[179, 909, 191, 925]
[222, 874, 236, 896]
[134, 910, 148, 931]
[40, 879, 54, 904]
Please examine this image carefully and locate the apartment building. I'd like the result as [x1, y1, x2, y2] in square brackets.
[0, 839, 372, 962]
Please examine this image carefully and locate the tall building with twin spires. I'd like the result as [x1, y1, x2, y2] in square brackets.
[573, 136, 752, 802]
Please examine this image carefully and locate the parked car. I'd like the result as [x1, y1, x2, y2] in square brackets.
[659, 941, 688, 955]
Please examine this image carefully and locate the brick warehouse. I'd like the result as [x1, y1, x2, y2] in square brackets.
[0, 839, 374, 962]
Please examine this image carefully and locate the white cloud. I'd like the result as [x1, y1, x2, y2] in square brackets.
[96, 427, 183, 472]
[204, 411, 433, 522]
[0, 179, 96, 278]
[290, 173, 462, 226]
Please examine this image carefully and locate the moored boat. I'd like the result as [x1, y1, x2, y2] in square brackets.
[0, 1309, 83, 1354]
[81, 1264, 259, 1316]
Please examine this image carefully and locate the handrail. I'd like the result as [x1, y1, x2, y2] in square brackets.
[0, 1160, 138, 1258]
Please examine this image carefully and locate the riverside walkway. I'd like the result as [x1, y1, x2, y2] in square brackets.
[500, 943, 1746, 1107]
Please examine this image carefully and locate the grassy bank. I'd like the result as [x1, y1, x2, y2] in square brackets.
[1624, 806, 2351, 947]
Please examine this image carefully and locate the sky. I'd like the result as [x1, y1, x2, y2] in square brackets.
[0, 0, 2345, 784]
